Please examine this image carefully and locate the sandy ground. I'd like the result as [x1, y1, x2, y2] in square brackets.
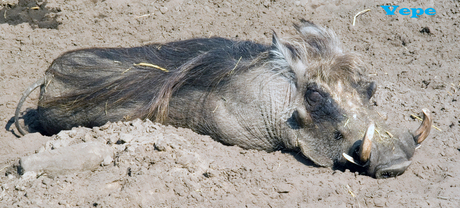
[1, 0, 459, 207]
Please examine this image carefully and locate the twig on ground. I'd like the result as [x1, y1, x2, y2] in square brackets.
[353, 9, 371, 26]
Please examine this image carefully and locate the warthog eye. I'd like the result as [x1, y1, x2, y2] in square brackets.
[304, 85, 343, 123]
[306, 89, 324, 106]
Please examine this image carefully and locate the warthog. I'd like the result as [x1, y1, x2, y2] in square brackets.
[15, 20, 432, 178]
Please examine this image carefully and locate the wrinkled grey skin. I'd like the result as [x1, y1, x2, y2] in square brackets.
[15, 20, 431, 178]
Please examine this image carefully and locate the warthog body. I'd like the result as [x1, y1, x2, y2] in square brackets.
[16, 20, 432, 178]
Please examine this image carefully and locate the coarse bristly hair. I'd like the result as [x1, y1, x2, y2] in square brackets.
[39, 37, 269, 126]
[39, 19, 368, 131]
[269, 19, 367, 91]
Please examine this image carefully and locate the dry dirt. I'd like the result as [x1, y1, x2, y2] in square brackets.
[1, 0, 459, 207]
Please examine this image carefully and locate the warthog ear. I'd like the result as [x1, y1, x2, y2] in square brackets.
[366, 81, 377, 100]
[271, 32, 309, 87]
[294, 19, 342, 57]
[271, 32, 300, 63]
[356, 81, 377, 101]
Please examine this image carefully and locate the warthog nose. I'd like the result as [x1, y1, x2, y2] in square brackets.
[375, 161, 412, 178]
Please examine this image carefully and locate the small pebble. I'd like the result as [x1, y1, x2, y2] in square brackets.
[15, 185, 26, 191]
[119, 133, 134, 143]
[101, 155, 113, 166]
[160, 6, 168, 14]
[374, 198, 386, 207]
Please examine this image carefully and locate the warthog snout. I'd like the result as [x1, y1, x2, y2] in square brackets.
[343, 109, 432, 178]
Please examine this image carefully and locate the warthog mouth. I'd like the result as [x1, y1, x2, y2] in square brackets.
[342, 109, 432, 178]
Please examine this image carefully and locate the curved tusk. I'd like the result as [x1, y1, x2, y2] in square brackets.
[414, 108, 432, 144]
[359, 122, 375, 163]
[342, 153, 363, 167]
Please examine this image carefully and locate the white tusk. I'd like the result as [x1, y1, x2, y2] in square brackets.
[414, 108, 432, 144]
[342, 153, 363, 167]
[359, 122, 375, 163]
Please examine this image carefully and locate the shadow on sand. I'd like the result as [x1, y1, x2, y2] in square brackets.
[6, 108, 46, 137]
[0, 0, 61, 29]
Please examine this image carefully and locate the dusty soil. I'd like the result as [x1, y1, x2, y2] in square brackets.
[1, 0, 459, 207]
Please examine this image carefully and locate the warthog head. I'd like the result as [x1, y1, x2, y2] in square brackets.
[271, 20, 432, 178]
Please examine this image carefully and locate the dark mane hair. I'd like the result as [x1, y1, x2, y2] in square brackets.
[270, 20, 369, 92]
[40, 37, 270, 123]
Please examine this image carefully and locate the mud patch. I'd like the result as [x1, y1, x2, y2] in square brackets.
[0, 0, 61, 29]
